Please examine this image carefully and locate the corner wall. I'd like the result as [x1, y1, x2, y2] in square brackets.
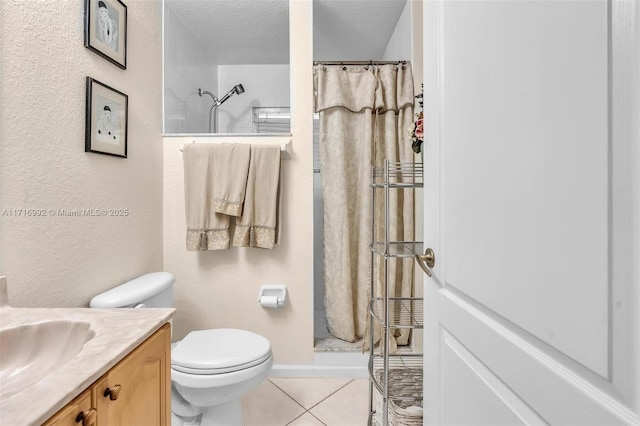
[0, 0, 164, 307]
[383, 0, 423, 90]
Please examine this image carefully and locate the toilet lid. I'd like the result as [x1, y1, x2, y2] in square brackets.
[171, 328, 272, 375]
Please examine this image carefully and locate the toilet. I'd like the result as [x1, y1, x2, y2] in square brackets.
[90, 272, 273, 426]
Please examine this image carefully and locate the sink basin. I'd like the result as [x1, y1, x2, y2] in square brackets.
[0, 320, 95, 398]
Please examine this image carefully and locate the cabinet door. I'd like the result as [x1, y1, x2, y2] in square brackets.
[43, 389, 96, 426]
[97, 324, 171, 426]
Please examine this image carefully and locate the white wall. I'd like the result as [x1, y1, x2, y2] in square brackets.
[383, 0, 423, 91]
[164, 7, 218, 134]
[162, 2, 314, 364]
[217, 64, 290, 133]
[0, 0, 164, 307]
[383, 0, 413, 61]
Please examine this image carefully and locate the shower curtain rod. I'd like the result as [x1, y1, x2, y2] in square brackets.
[313, 60, 409, 66]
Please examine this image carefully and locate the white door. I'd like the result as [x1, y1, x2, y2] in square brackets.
[422, 1, 639, 425]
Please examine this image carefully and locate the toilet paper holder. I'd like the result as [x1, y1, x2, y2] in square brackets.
[258, 284, 287, 308]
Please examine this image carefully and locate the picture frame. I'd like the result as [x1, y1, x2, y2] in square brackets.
[85, 77, 128, 158]
[84, 0, 127, 69]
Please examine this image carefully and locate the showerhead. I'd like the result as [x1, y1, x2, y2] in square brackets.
[218, 83, 245, 105]
[196, 84, 245, 133]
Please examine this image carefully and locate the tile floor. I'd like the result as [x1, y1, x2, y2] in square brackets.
[241, 377, 370, 426]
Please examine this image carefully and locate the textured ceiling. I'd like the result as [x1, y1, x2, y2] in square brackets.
[313, 0, 407, 61]
[165, 0, 407, 64]
[166, 0, 290, 64]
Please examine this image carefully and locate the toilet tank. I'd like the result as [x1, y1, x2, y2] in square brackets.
[89, 272, 174, 309]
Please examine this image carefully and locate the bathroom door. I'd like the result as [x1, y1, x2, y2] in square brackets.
[422, 1, 639, 425]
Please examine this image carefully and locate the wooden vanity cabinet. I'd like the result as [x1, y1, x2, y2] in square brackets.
[96, 323, 171, 425]
[43, 324, 171, 426]
[42, 389, 94, 426]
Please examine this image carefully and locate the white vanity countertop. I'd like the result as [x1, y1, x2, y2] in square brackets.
[0, 306, 175, 426]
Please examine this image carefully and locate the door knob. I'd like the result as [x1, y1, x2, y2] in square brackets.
[415, 248, 435, 276]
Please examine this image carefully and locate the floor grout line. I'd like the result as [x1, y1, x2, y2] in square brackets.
[284, 409, 328, 426]
[308, 411, 328, 425]
[247, 378, 371, 426]
[268, 377, 358, 424]
[268, 377, 356, 412]
[306, 378, 355, 412]
[267, 378, 311, 410]
[264, 379, 309, 425]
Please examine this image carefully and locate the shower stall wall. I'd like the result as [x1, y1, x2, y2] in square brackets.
[164, 63, 290, 134]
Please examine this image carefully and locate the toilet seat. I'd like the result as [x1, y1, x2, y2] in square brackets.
[171, 328, 272, 375]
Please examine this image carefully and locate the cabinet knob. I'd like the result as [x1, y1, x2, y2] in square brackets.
[104, 384, 122, 401]
[75, 408, 97, 426]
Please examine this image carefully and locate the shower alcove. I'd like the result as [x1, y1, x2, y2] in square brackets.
[311, 0, 424, 362]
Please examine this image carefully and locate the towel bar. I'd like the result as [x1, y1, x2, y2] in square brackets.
[179, 139, 292, 157]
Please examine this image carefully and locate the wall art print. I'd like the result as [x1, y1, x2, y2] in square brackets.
[85, 77, 128, 158]
[84, 0, 127, 69]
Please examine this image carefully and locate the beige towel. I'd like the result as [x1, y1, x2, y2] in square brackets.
[211, 144, 251, 216]
[232, 145, 281, 249]
[183, 143, 251, 251]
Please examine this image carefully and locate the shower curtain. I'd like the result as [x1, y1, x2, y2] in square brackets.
[314, 64, 415, 350]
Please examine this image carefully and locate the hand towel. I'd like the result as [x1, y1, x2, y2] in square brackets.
[232, 144, 281, 249]
[210, 144, 251, 216]
[183, 143, 251, 251]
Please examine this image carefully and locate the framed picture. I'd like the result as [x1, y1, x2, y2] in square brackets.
[85, 77, 128, 158]
[84, 0, 127, 69]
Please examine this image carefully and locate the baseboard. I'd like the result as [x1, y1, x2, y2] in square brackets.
[270, 363, 368, 378]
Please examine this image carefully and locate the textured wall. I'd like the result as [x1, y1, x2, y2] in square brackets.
[0, 0, 164, 307]
[163, 2, 314, 364]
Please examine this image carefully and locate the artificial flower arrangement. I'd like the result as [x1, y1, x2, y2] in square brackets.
[410, 89, 424, 154]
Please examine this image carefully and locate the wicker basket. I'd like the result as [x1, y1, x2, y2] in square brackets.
[373, 367, 423, 426]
